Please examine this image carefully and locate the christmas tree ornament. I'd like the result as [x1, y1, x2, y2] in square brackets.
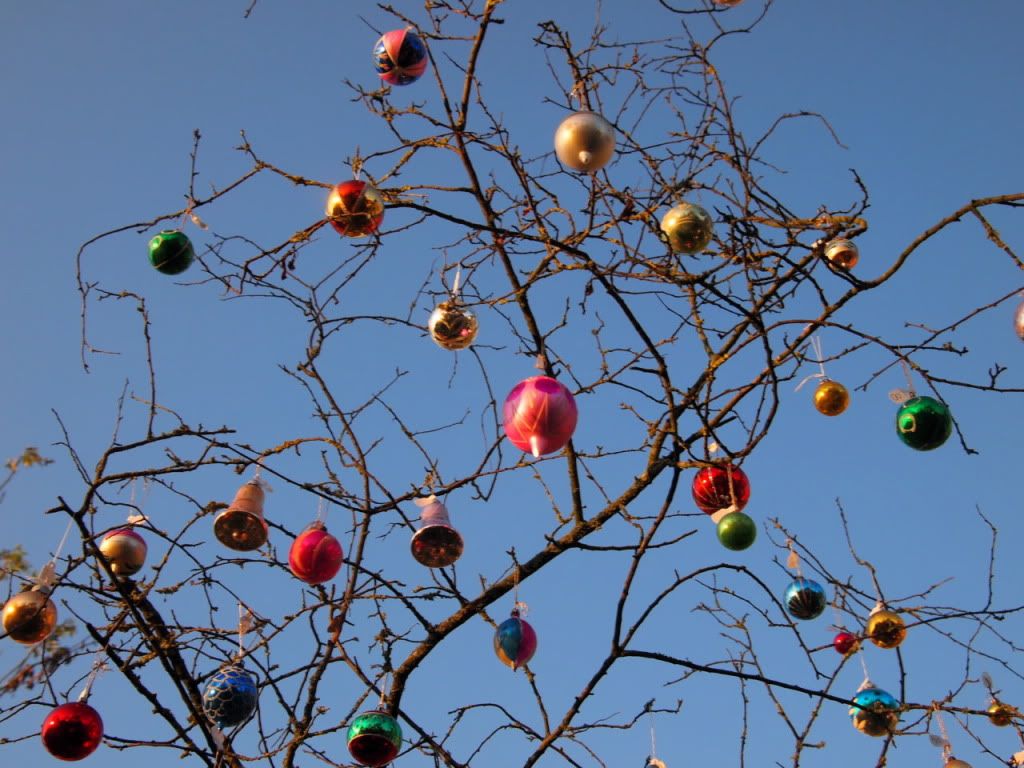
[896, 395, 952, 451]
[813, 379, 850, 416]
[824, 238, 859, 270]
[1014, 299, 1024, 341]
[2, 588, 58, 645]
[987, 700, 1017, 727]
[410, 496, 464, 568]
[716, 511, 756, 551]
[712, 0, 744, 5]
[691, 464, 750, 516]
[215, 479, 269, 551]
[326, 181, 385, 238]
[833, 631, 860, 656]
[554, 111, 616, 172]
[202, 665, 258, 728]
[373, 29, 428, 86]
[147, 230, 195, 275]
[866, 607, 906, 649]
[784, 578, 826, 620]
[503, 375, 578, 458]
[98, 528, 147, 577]
[494, 607, 538, 671]
[40, 702, 103, 761]
[428, 300, 478, 351]
[945, 759, 973, 768]
[289, 522, 344, 585]
[849, 685, 900, 737]
[347, 710, 403, 767]
[660, 202, 714, 254]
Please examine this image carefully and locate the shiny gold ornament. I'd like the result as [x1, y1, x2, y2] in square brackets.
[824, 238, 859, 270]
[660, 202, 714, 254]
[2, 589, 58, 645]
[553, 111, 616, 173]
[866, 608, 906, 649]
[215, 481, 269, 551]
[813, 379, 850, 416]
[945, 759, 973, 768]
[98, 528, 148, 576]
[987, 701, 1017, 727]
[428, 301, 478, 351]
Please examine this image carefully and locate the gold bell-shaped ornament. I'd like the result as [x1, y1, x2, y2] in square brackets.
[2, 587, 58, 645]
[824, 237, 859, 270]
[215, 479, 269, 551]
[410, 496, 464, 568]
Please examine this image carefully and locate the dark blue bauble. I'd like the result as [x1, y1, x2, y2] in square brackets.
[784, 578, 826, 620]
[202, 665, 258, 728]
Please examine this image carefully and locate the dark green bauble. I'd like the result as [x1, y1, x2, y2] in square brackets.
[147, 230, 195, 275]
[347, 710, 402, 767]
[896, 396, 952, 451]
[716, 511, 756, 551]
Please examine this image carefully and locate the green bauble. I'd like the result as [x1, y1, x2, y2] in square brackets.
[148, 230, 195, 275]
[896, 396, 952, 451]
[716, 511, 756, 551]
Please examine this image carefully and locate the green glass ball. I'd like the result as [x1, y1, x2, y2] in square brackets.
[147, 230, 195, 275]
[716, 511, 756, 551]
[347, 710, 402, 767]
[896, 396, 952, 451]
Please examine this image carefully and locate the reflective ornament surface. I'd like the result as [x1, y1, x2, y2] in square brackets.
[987, 701, 1016, 727]
[503, 376, 578, 458]
[691, 464, 750, 516]
[713, 0, 744, 5]
[660, 202, 714, 254]
[896, 396, 952, 451]
[824, 238, 859, 270]
[347, 710, 403, 767]
[326, 181, 385, 238]
[215, 481, 269, 551]
[202, 665, 258, 728]
[373, 29, 428, 86]
[99, 528, 147, 576]
[784, 578, 826, 620]
[289, 523, 344, 585]
[2, 589, 58, 645]
[554, 111, 616, 172]
[833, 631, 860, 656]
[813, 379, 849, 416]
[849, 687, 900, 737]
[1015, 300, 1024, 340]
[866, 608, 906, 649]
[716, 511, 756, 551]
[945, 759, 973, 768]
[147, 230, 195, 275]
[428, 301, 478, 351]
[41, 702, 103, 761]
[494, 610, 538, 670]
[411, 498, 463, 568]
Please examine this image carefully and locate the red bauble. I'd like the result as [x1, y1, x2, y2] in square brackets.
[325, 181, 385, 238]
[502, 376, 578, 458]
[288, 524, 344, 585]
[833, 631, 860, 656]
[41, 702, 103, 761]
[691, 464, 750, 515]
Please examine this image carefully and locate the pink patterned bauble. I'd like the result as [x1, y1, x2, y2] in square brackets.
[503, 376, 578, 458]
[288, 523, 344, 585]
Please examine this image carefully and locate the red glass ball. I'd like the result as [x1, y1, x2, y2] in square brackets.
[288, 525, 344, 585]
[41, 702, 103, 761]
[833, 631, 860, 656]
[325, 181, 385, 237]
[691, 464, 750, 515]
[502, 376, 578, 457]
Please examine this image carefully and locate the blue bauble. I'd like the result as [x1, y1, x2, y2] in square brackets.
[849, 687, 900, 737]
[202, 665, 258, 728]
[784, 578, 826, 620]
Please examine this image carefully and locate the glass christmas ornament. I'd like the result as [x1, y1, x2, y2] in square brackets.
[503, 376, 578, 458]
[945, 759, 973, 768]
[289, 522, 344, 585]
[202, 665, 258, 728]
[849, 686, 900, 737]
[2, 588, 58, 645]
[713, 0, 744, 5]
[41, 702, 103, 761]
[833, 631, 860, 656]
[98, 528, 147, 577]
[215, 480, 269, 551]
[691, 464, 750, 516]
[824, 238, 859, 270]
[410, 497, 464, 568]
[784, 578, 826, 620]
[494, 609, 538, 671]
[428, 300, 478, 351]
[987, 701, 1016, 727]
[554, 111, 616, 172]
[147, 230, 195, 275]
[373, 29, 428, 86]
[1014, 300, 1024, 340]
[896, 395, 952, 451]
[347, 710, 403, 767]
[716, 511, 756, 551]
[326, 181, 385, 238]
[813, 379, 849, 416]
[866, 608, 906, 649]
[660, 202, 714, 254]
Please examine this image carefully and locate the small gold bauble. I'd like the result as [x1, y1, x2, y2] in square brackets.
[553, 111, 616, 173]
[866, 609, 906, 649]
[945, 758, 973, 768]
[660, 202, 714, 254]
[813, 379, 850, 416]
[987, 701, 1017, 727]
[428, 301, 479, 351]
[2, 589, 58, 645]
[824, 238, 859, 270]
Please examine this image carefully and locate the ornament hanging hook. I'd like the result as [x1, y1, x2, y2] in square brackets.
[78, 651, 109, 703]
[794, 335, 828, 391]
[238, 603, 254, 660]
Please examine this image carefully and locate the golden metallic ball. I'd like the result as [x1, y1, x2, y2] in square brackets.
[824, 238, 859, 270]
[554, 111, 616, 173]
[987, 701, 1017, 727]
[813, 379, 849, 416]
[99, 529, 148, 576]
[660, 202, 714, 254]
[428, 301, 479, 351]
[866, 609, 906, 649]
[945, 759, 973, 768]
[2, 589, 58, 645]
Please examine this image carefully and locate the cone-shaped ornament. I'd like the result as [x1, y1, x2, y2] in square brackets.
[410, 497, 464, 568]
[215, 481, 269, 551]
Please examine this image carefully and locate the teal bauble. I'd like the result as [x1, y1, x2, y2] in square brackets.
[716, 511, 756, 551]
[896, 396, 952, 451]
[849, 687, 900, 737]
[147, 230, 195, 275]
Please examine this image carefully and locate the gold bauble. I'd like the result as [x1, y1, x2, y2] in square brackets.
[945, 759, 973, 768]
[428, 301, 479, 351]
[553, 111, 616, 173]
[99, 528, 148, 576]
[824, 238, 859, 270]
[813, 379, 850, 417]
[987, 701, 1017, 727]
[2, 589, 58, 645]
[866, 609, 906, 649]
[660, 202, 714, 254]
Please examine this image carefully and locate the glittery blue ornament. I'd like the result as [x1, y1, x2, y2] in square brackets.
[202, 665, 258, 728]
[849, 686, 900, 737]
[784, 578, 826, 620]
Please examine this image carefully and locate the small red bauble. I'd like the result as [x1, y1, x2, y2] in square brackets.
[502, 376, 578, 458]
[325, 181, 385, 238]
[288, 524, 344, 585]
[833, 631, 860, 656]
[691, 464, 750, 515]
[41, 702, 103, 761]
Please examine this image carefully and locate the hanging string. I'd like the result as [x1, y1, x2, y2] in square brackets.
[250, 463, 273, 493]
[795, 335, 829, 391]
[930, 705, 952, 759]
[889, 359, 917, 404]
[77, 651, 109, 703]
[238, 604, 254, 660]
[451, 265, 462, 299]
[314, 497, 327, 526]
[569, 81, 585, 110]
[512, 564, 528, 616]
[378, 671, 390, 709]
[785, 539, 802, 578]
[127, 477, 151, 525]
[36, 517, 75, 590]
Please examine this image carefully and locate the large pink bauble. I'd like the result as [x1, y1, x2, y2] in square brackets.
[288, 524, 344, 585]
[503, 376, 578, 458]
